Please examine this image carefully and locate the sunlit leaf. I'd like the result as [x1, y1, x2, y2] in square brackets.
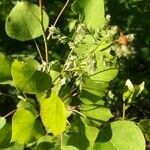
[6, 1, 49, 41]
[72, 0, 105, 31]
[0, 117, 6, 130]
[62, 146, 79, 150]
[81, 104, 113, 122]
[11, 108, 36, 144]
[81, 75, 108, 104]
[40, 92, 67, 136]
[94, 120, 145, 150]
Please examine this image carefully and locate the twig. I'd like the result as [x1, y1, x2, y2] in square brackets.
[39, 0, 49, 63]
[47, 0, 70, 40]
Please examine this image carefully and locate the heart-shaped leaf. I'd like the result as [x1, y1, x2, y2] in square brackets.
[6, 1, 49, 41]
[94, 120, 145, 150]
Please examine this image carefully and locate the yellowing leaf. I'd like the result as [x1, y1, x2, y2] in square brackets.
[11, 108, 36, 144]
[40, 92, 67, 136]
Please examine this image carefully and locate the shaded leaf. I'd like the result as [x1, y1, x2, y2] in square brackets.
[40, 92, 67, 136]
[0, 53, 12, 83]
[11, 58, 51, 94]
[139, 119, 150, 134]
[64, 115, 89, 150]
[6, 1, 49, 41]
[34, 135, 54, 150]
[0, 122, 12, 148]
[0, 143, 24, 150]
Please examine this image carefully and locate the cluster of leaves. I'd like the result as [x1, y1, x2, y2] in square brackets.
[0, 0, 149, 149]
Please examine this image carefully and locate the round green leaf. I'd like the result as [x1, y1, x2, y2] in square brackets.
[94, 120, 145, 150]
[6, 1, 49, 41]
[11, 58, 51, 94]
[40, 92, 67, 136]
[0, 117, 6, 130]
[11, 108, 36, 144]
[62, 146, 79, 150]
[0, 53, 12, 83]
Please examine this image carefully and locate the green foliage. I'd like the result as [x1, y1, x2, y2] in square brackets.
[11, 58, 51, 94]
[94, 120, 145, 150]
[72, 0, 105, 31]
[0, 53, 12, 83]
[0, 0, 148, 149]
[40, 92, 67, 136]
[6, 1, 49, 41]
[11, 108, 36, 144]
[0, 117, 6, 130]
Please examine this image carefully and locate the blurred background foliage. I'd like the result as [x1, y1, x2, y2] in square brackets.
[0, 0, 150, 130]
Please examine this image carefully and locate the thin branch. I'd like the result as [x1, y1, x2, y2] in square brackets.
[47, 0, 70, 40]
[53, 0, 70, 26]
[4, 109, 16, 118]
[34, 39, 44, 62]
[39, 0, 49, 63]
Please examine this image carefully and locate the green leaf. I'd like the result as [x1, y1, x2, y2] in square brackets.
[62, 146, 79, 150]
[89, 50, 118, 82]
[64, 115, 89, 150]
[40, 92, 67, 136]
[72, 0, 105, 31]
[81, 75, 108, 104]
[0, 122, 12, 148]
[0, 143, 24, 150]
[34, 135, 53, 150]
[0, 117, 6, 130]
[11, 108, 36, 144]
[139, 119, 150, 134]
[11, 58, 51, 94]
[74, 35, 118, 83]
[81, 118, 99, 150]
[6, 1, 49, 41]
[81, 104, 113, 122]
[0, 53, 12, 83]
[94, 120, 145, 150]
